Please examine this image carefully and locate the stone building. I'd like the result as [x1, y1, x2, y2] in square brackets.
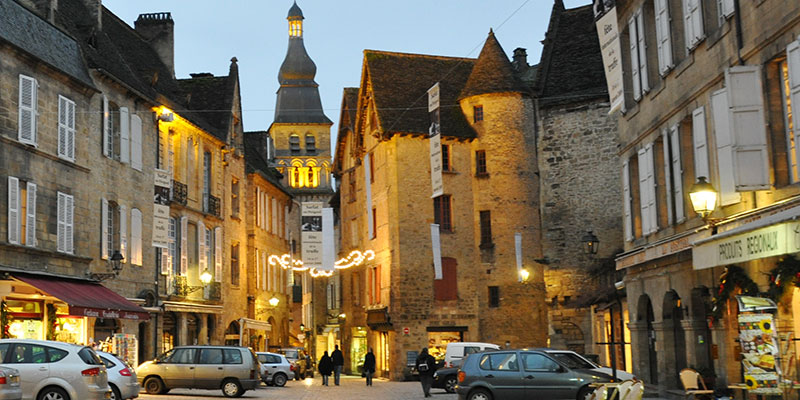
[607, 0, 800, 393]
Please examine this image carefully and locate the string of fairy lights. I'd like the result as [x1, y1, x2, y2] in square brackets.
[268, 249, 376, 278]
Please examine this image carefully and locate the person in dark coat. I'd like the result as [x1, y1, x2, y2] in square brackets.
[415, 348, 437, 397]
[318, 351, 333, 386]
[363, 348, 376, 386]
[331, 345, 344, 385]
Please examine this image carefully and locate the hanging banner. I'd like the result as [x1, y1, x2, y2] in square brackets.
[365, 153, 373, 239]
[738, 312, 781, 394]
[152, 170, 171, 248]
[322, 208, 335, 271]
[301, 202, 323, 269]
[431, 224, 442, 280]
[594, 2, 624, 114]
[515, 233, 523, 282]
[429, 83, 443, 198]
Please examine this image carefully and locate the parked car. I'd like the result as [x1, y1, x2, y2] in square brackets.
[456, 349, 614, 400]
[0, 339, 110, 400]
[277, 348, 306, 380]
[256, 352, 294, 387]
[0, 366, 22, 400]
[536, 349, 636, 381]
[432, 366, 459, 393]
[444, 342, 500, 368]
[136, 345, 260, 398]
[97, 351, 139, 400]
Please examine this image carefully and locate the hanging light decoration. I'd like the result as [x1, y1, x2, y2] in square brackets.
[268, 250, 376, 278]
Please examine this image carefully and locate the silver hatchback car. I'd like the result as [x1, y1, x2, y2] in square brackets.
[0, 339, 110, 400]
[97, 351, 139, 400]
[256, 352, 294, 387]
[0, 366, 22, 400]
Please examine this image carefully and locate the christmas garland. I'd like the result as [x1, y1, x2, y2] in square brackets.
[46, 304, 57, 341]
[711, 265, 759, 320]
[765, 255, 800, 301]
[0, 301, 10, 339]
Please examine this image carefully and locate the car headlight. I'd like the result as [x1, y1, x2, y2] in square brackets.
[433, 372, 438, 378]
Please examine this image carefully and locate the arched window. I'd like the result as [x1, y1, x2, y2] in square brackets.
[305, 134, 316, 153]
[289, 135, 301, 154]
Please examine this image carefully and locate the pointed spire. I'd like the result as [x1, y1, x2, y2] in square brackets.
[459, 30, 527, 100]
[288, 1, 304, 20]
[229, 56, 239, 75]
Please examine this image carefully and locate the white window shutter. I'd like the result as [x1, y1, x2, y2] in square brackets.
[637, 11, 649, 93]
[629, 17, 642, 101]
[103, 96, 112, 158]
[180, 216, 188, 276]
[256, 188, 261, 228]
[285, 206, 290, 239]
[198, 221, 207, 273]
[131, 209, 142, 266]
[65, 194, 73, 254]
[119, 107, 130, 163]
[711, 89, 740, 205]
[725, 66, 770, 191]
[645, 144, 657, 233]
[670, 126, 685, 222]
[272, 197, 278, 234]
[662, 129, 675, 224]
[7, 177, 20, 244]
[161, 247, 170, 276]
[683, 0, 704, 49]
[119, 205, 127, 263]
[788, 41, 800, 184]
[623, 161, 633, 241]
[256, 250, 261, 290]
[693, 106, 710, 180]
[637, 148, 651, 235]
[58, 96, 67, 159]
[131, 114, 143, 171]
[215, 226, 222, 283]
[101, 198, 108, 259]
[25, 182, 36, 246]
[654, 0, 673, 75]
[57, 193, 66, 252]
[67, 99, 75, 160]
[718, 0, 734, 22]
[262, 252, 267, 290]
[18, 75, 36, 145]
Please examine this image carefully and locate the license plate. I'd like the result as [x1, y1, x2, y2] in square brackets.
[9, 376, 18, 384]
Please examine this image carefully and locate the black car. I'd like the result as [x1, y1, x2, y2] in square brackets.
[433, 367, 459, 393]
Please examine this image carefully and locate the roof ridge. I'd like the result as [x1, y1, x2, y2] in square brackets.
[364, 49, 475, 62]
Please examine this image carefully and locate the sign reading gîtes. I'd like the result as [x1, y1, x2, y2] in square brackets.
[595, 5, 624, 114]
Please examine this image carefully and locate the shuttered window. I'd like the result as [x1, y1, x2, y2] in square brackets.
[131, 114, 143, 171]
[101, 198, 109, 259]
[130, 209, 142, 265]
[119, 107, 130, 164]
[58, 96, 76, 161]
[215, 227, 222, 282]
[118, 205, 127, 263]
[637, 145, 658, 235]
[57, 192, 74, 254]
[725, 66, 770, 190]
[683, 0, 704, 50]
[24, 182, 36, 247]
[629, 9, 649, 101]
[711, 89, 740, 205]
[198, 221, 207, 273]
[180, 216, 188, 276]
[163, 217, 177, 276]
[717, 0, 734, 25]
[622, 161, 633, 241]
[231, 243, 240, 286]
[7, 177, 20, 244]
[654, 0, 674, 75]
[787, 41, 800, 184]
[434, 195, 452, 232]
[103, 96, 113, 158]
[692, 106, 710, 180]
[434, 257, 457, 301]
[669, 126, 685, 223]
[18, 75, 37, 145]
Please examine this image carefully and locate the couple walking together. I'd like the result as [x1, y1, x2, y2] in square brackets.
[317, 346, 378, 387]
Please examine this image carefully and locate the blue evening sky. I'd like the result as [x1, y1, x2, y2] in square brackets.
[103, 0, 592, 145]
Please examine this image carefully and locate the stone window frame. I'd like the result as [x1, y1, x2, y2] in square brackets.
[475, 150, 488, 177]
[433, 195, 452, 232]
[488, 286, 500, 308]
[473, 105, 483, 123]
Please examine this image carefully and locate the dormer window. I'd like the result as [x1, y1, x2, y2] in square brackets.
[289, 134, 301, 154]
[305, 134, 316, 153]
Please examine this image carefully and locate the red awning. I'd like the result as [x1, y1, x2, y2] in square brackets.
[13, 274, 150, 321]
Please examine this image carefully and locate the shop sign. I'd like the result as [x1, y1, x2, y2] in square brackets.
[71, 307, 148, 320]
[594, 1, 624, 114]
[693, 222, 800, 270]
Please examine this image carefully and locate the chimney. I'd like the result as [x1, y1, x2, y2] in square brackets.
[26, 0, 58, 23]
[82, 0, 101, 30]
[512, 48, 528, 72]
[135, 12, 175, 78]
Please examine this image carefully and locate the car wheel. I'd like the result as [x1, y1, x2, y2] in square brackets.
[222, 378, 244, 398]
[577, 386, 594, 400]
[444, 375, 458, 393]
[273, 373, 288, 387]
[144, 376, 165, 395]
[467, 388, 493, 400]
[37, 386, 70, 400]
[109, 383, 122, 400]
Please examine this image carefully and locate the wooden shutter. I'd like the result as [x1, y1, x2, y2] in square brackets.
[622, 160, 633, 241]
[285, 206, 290, 238]
[629, 17, 642, 101]
[711, 89, 741, 205]
[58, 96, 68, 159]
[101, 198, 108, 259]
[180, 216, 188, 276]
[131, 114, 143, 171]
[434, 258, 457, 301]
[637, 10, 649, 93]
[272, 198, 278, 234]
[683, 0, 704, 49]
[18, 75, 36, 145]
[57, 193, 66, 252]
[131, 209, 142, 265]
[198, 221, 207, 272]
[103, 96, 112, 158]
[693, 106, 710, 180]
[788, 41, 800, 184]
[718, 0, 734, 21]
[119, 107, 130, 163]
[725, 66, 770, 190]
[7, 177, 20, 244]
[662, 129, 675, 224]
[637, 148, 651, 235]
[669, 126, 685, 222]
[25, 182, 36, 246]
[65, 194, 73, 254]
[119, 205, 127, 262]
[645, 144, 657, 232]
[654, 0, 673, 74]
[161, 248, 170, 276]
[214, 226, 222, 282]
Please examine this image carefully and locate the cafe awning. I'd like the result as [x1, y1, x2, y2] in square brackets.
[13, 274, 150, 320]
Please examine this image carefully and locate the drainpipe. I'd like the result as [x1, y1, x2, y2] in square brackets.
[733, 0, 744, 65]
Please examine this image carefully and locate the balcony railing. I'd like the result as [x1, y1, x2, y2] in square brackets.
[172, 276, 220, 301]
[206, 194, 221, 218]
[171, 180, 188, 206]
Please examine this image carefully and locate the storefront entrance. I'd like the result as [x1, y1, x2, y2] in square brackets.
[350, 327, 367, 373]
[426, 327, 465, 363]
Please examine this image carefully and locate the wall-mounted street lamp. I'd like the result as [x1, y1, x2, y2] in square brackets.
[183, 268, 213, 294]
[157, 106, 174, 122]
[90, 250, 125, 281]
[689, 176, 718, 219]
[268, 297, 280, 307]
[582, 231, 599, 255]
[518, 268, 530, 283]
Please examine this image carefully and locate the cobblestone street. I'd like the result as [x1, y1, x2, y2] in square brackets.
[138, 375, 458, 400]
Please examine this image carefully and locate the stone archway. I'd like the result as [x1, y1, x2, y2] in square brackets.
[225, 320, 240, 346]
[634, 294, 658, 384]
[267, 316, 277, 350]
[688, 287, 713, 371]
[661, 290, 687, 389]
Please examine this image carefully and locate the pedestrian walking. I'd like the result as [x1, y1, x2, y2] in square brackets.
[331, 345, 344, 385]
[415, 348, 437, 398]
[363, 348, 376, 387]
[318, 351, 333, 386]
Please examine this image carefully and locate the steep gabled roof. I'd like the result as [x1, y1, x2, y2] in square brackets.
[460, 30, 528, 100]
[333, 87, 359, 175]
[534, 2, 608, 106]
[177, 59, 240, 142]
[243, 131, 291, 197]
[363, 50, 477, 139]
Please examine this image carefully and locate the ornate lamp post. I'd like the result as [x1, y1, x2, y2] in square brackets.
[689, 177, 718, 219]
[582, 231, 600, 255]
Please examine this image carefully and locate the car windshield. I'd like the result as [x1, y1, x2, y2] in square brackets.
[549, 352, 596, 369]
[282, 349, 298, 359]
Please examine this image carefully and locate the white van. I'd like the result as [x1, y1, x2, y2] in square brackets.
[444, 342, 500, 368]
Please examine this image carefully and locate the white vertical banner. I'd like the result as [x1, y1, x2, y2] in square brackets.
[431, 224, 442, 280]
[365, 153, 373, 239]
[153, 170, 171, 248]
[515, 233, 523, 282]
[322, 208, 335, 272]
[428, 83, 444, 198]
[301, 202, 323, 269]
[595, 5, 624, 114]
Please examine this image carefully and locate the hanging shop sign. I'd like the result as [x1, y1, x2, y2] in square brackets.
[153, 170, 171, 248]
[594, 1, 624, 114]
[693, 221, 800, 270]
[301, 202, 324, 269]
[428, 82, 443, 198]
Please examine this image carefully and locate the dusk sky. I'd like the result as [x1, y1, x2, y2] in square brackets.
[104, 0, 592, 147]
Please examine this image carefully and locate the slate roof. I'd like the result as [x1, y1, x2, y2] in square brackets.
[177, 61, 239, 142]
[288, 1, 304, 19]
[460, 30, 528, 100]
[243, 131, 290, 196]
[534, 1, 608, 106]
[0, 0, 94, 88]
[364, 50, 477, 139]
[333, 87, 359, 174]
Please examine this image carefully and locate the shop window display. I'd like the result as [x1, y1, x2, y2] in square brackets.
[427, 331, 463, 363]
